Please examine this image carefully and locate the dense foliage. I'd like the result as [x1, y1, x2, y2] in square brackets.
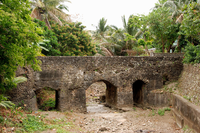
[183, 43, 200, 64]
[34, 19, 61, 56]
[180, 2, 200, 44]
[0, 0, 42, 98]
[147, 7, 179, 53]
[51, 22, 96, 56]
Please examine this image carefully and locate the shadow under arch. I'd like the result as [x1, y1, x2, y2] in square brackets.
[86, 80, 118, 107]
[132, 80, 146, 105]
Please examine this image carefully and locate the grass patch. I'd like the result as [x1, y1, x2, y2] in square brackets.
[148, 109, 155, 117]
[16, 114, 49, 132]
[0, 107, 74, 133]
[183, 95, 191, 101]
[158, 107, 171, 116]
[158, 109, 165, 116]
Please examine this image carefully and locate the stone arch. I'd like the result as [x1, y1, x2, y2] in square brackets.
[132, 80, 146, 105]
[86, 80, 118, 107]
[34, 86, 60, 111]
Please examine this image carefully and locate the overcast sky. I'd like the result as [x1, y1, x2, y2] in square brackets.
[66, 0, 158, 30]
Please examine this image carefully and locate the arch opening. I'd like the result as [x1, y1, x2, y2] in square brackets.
[86, 80, 117, 113]
[35, 87, 59, 111]
[163, 75, 169, 85]
[86, 82, 107, 105]
[132, 80, 145, 105]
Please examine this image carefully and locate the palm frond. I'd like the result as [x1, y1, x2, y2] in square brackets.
[13, 77, 27, 84]
[100, 46, 113, 56]
[163, 1, 177, 12]
[121, 15, 127, 31]
[48, 10, 63, 26]
[58, 4, 69, 11]
[30, 8, 42, 20]
[0, 101, 15, 109]
[52, 8, 71, 22]
[110, 25, 119, 30]
[135, 30, 143, 39]
[99, 42, 121, 48]
[176, 13, 184, 23]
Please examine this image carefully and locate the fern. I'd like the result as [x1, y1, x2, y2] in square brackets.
[0, 101, 15, 109]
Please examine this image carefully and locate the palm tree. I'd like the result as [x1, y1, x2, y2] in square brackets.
[121, 15, 142, 38]
[95, 17, 110, 38]
[30, 0, 71, 29]
[163, 0, 190, 19]
[121, 15, 143, 50]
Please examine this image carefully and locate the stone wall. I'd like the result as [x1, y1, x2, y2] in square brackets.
[8, 56, 183, 112]
[177, 64, 200, 106]
[142, 63, 200, 132]
[172, 94, 200, 133]
[152, 53, 184, 57]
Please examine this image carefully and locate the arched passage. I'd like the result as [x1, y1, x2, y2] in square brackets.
[86, 80, 117, 112]
[86, 82, 107, 104]
[35, 87, 59, 111]
[104, 80, 117, 106]
[162, 74, 169, 85]
[132, 80, 145, 105]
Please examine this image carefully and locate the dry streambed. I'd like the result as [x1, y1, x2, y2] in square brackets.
[41, 104, 186, 133]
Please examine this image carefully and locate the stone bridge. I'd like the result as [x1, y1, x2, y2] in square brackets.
[9, 56, 183, 112]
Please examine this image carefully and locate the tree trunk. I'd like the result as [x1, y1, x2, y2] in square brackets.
[167, 40, 175, 53]
[126, 41, 128, 50]
[145, 45, 150, 55]
[167, 44, 172, 53]
[162, 38, 165, 53]
[177, 35, 181, 52]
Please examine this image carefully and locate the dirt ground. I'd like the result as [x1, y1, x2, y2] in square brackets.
[40, 103, 186, 133]
[40, 82, 187, 133]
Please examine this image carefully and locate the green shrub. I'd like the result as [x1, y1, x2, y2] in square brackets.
[158, 109, 165, 116]
[183, 43, 200, 64]
[34, 19, 61, 56]
[164, 107, 171, 111]
[152, 109, 155, 116]
[40, 98, 55, 111]
[51, 21, 96, 56]
[0, 116, 4, 123]
[137, 39, 146, 46]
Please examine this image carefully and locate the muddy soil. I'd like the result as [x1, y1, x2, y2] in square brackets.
[41, 103, 185, 133]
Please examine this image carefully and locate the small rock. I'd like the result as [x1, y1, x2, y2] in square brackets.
[99, 127, 109, 132]
[142, 123, 146, 126]
[117, 122, 123, 126]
